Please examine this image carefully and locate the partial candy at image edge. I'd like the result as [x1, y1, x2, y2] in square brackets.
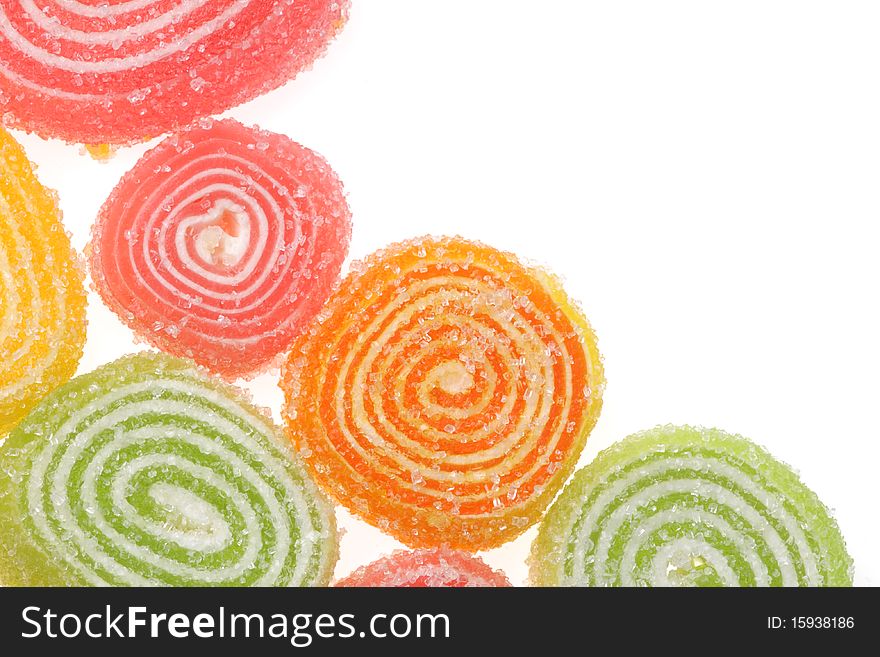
[530, 424, 854, 587]
[336, 548, 511, 587]
[0, 1, 351, 145]
[0, 126, 87, 436]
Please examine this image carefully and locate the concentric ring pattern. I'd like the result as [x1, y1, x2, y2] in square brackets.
[282, 236, 604, 550]
[90, 119, 351, 378]
[0, 0, 349, 144]
[530, 425, 853, 587]
[0, 352, 337, 586]
[0, 126, 86, 435]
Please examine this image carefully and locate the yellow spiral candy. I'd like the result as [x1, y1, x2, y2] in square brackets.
[0, 128, 86, 434]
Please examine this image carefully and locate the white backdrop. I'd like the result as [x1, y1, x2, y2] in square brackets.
[16, 1, 879, 585]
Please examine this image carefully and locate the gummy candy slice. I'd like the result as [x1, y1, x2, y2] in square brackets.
[530, 425, 853, 587]
[336, 548, 511, 587]
[0, 352, 337, 586]
[0, 126, 86, 435]
[90, 119, 351, 379]
[282, 236, 605, 550]
[0, 1, 349, 145]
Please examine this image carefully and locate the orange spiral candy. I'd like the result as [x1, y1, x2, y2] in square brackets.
[282, 237, 604, 550]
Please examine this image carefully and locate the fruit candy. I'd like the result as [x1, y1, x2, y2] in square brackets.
[337, 548, 510, 587]
[0, 126, 86, 435]
[90, 119, 351, 378]
[0, 352, 337, 586]
[530, 425, 853, 587]
[282, 236, 604, 550]
[0, 1, 349, 144]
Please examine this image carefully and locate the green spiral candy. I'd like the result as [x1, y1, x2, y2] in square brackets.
[530, 426, 852, 587]
[0, 353, 337, 586]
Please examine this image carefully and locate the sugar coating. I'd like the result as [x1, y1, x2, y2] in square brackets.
[0, 126, 86, 435]
[89, 118, 352, 379]
[281, 236, 605, 550]
[0, 352, 338, 586]
[0, 1, 349, 145]
[336, 548, 511, 587]
[530, 425, 854, 587]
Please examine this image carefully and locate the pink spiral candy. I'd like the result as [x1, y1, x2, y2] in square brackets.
[0, 1, 349, 144]
[336, 549, 512, 587]
[89, 118, 351, 378]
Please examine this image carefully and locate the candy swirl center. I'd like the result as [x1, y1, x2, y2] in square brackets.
[21, 375, 330, 586]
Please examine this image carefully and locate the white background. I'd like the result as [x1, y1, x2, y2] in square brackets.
[15, 1, 879, 585]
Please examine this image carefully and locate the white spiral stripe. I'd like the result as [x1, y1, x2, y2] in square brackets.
[160, 180, 274, 293]
[176, 199, 254, 280]
[651, 539, 740, 587]
[26, 379, 319, 586]
[592, 481, 794, 586]
[0, 1, 251, 73]
[346, 285, 548, 470]
[76, 432, 268, 585]
[0, 61, 105, 100]
[20, 0, 210, 45]
[379, 305, 526, 437]
[0, 160, 68, 399]
[358, 304, 552, 472]
[367, 306, 528, 449]
[54, 0, 168, 19]
[125, 153, 309, 322]
[406, 343, 498, 422]
[568, 456, 820, 586]
[152, 157, 286, 291]
[0, 242, 19, 339]
[335, 277, 574, 498]
[120, 481, 232, 553]
[618, 508, 770, 587]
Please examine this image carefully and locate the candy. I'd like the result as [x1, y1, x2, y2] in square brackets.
[282, 236, 604, 550]
[336, 548, 511, 587]
[90, 119, 351, 378]
[0, 126, 86, 435]
[0, 352, 337, 586]
[530, 425, 853, 587]
[0, 1, 349, 145]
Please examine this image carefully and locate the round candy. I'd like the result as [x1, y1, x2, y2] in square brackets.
[282, 236, 604, 550]
[530, 425, 853, 587]
[90, 119, 351, 378]
[336, 548, 511, 587]
[0, 1, 349, 144]
[0, 352, 337, 586]
[0, 126, 86, 435]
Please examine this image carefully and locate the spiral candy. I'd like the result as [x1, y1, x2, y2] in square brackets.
[0, 126, 86, 435]
[337, 549, 511, 587]
[90, 119, 351, 378]
[0, 1, 349, 144]
[0, 352, 337, 586]
[282, 236, 604, 550]
[530, 425, 853, 587]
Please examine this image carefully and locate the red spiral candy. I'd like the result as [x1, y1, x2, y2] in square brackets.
[336, 549, 511, 587]
[0, 1, 349, 144]
[90, 118, 351, 378]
